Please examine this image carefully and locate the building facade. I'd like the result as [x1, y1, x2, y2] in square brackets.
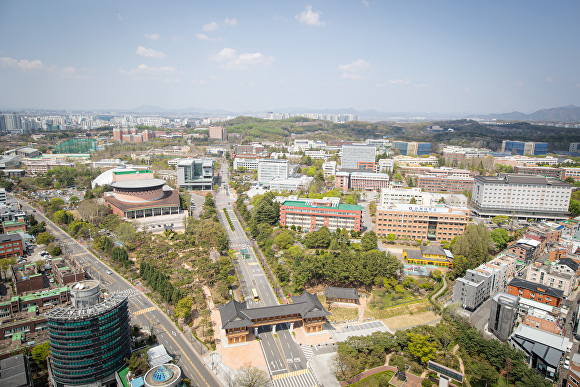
[488, 292, 519, 341]
[176, 158, 214, 190]
[392, 141, 431, 156]
[1, 233, 23, 261]
[257, 159, 290, 185]
[508, 277, 563, 307]
[501, 141, 548, 156]
[341, 144, 376, 169]
[208, 126, 227, 141]
[280, 198, 363, 232]
[452, 268, 493, 311]
[471, 174, 573, 219]
[415, 175, 474, 193]
[375, 204, 469, 242]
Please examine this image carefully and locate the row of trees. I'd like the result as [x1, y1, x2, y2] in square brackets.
[139, 262, 184, 305]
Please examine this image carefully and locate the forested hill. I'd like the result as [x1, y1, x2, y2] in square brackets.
[223, 116, 398, 142]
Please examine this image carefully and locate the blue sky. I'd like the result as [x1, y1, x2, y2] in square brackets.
[0, 0, 579, 114]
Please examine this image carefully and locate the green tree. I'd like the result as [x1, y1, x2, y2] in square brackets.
[361, 231, 378, 251]
[50, 245, 62, 256]
[387, 233, 396, 243]
[490, 228, 510, 250]
[570, 199, 580, 217]
[36, 231, 55, 246]
[390, 354, 406, 375]
[32, 342, 50, 370]
[274, 231, 294, 250]
[29, 221, 46, 236]
[565, 177, 575, 184]
[174, 296, 193, 319]
[111, 246, 129, 263]
[491, 215, 510, 226]
[409, 196, 417, 204]
[407, 332, 436, 364]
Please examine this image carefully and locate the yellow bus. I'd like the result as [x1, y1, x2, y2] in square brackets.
[252, 288, 259, 302]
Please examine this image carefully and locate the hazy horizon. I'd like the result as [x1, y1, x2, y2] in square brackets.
[1, 1, 579, 114]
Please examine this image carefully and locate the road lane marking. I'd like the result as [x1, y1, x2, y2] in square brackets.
[272, 333, 291, 373]
[134, 306, 155, 316]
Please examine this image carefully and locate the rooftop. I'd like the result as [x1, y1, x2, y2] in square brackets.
[508, 277, 564, 299]
[111, 178, 167, 190]
[282, 200, 362, 211]
[475, 174, 573, 187]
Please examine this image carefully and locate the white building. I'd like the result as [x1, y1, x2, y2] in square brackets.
[472, 174, 574, 219]
[269, 176, 313, 192]
[376, 158, 395, 173]
[379, 187, 468, 207]
[393, 155, 439, 166]
[304, 150, 329, 160]
[341, 144, 376, 169]
[322, 161, 337, 177]
[0, 189, 6, 204]
[233, 158, 260, 170]
[293, 139, 326, 152]
[526, 264, 576, 297]
[258, 159, 290, 185]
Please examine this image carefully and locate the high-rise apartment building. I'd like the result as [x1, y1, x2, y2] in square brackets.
[46, 281, 131, 386]
[176, 158, 214, 190]
[341, 144, 376, 169]
[471, 174, 573, 219]
[208, 126, 227, 141]
[257, 159, 289, 185]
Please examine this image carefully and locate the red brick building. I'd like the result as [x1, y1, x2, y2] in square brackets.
[416, 175, 474, 193]
[10, 263, 43, 295]
[0, 234, 23, 260]
[280, 199, 363, 232]
[508, 277, 563, 307]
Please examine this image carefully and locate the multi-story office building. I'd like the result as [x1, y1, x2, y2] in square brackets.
[47, 281, 131, 387]
[416, 175, 474, 194]
[507, 238, 541, 263]
[376, 158, 395, 173]
[441, 146, 491, 165]
[393, 155, 439, 166]
[349, 172, 390, 191]
[375, 204, 469, 242]
[341, 144, 376, 170]
[471, 174, 573, 219]
[279, 198, 363, 232]
[560, 167, 580, 182]
[379, 187, 468, 207]
[269, 176, 313, 192]
[392, 141, 431, 156]
[508, 277, 563, 307]
[257, 159, 289, 185]
[1, 233, 23, 261]
[513, 166, 562, 179]
[176, 158, 214, 190]
[570, 143, 580, 153]
[488, 292, 519, 341]
[233, 158, 260, 171]
[501, 141, 548, 156]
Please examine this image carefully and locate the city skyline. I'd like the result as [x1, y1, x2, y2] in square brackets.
[1, 1, 579, 114]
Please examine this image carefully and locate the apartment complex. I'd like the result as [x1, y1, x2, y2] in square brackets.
[257, 159, 290, 185]
[452, 268, 494, 311]
[176, 158, 214, 190]
[375, 204, 469, 242]
[501, 141, 548, 156]
[471, 174, 573, 219]
[279, 198, 363, 232]
[526, 263, 576, 297]
[341, 144, 376, 170]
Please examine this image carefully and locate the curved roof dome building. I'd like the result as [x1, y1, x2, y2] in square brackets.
[104, 170, 180, 219]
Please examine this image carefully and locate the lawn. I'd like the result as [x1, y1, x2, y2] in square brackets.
[369, 287, 420, 310]
[364, 301, 429, 320]
[317, 295, 359, 322]
[345, 370, 395, 386]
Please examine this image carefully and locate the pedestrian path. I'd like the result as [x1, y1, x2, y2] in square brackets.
[272, 369, 318, 387]
[134, 306, 155, 316]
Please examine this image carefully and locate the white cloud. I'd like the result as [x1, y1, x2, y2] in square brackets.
[145, 33, 160, 40]
[415, 83, 427, 88]
[516, 80, 525, 87]
[362, 0, 370, 6]
[224, 17, 238, 26]
[338, 59, 369, 72]
[545, 76, 554, 82]
[464, 87, 472, 94]
[136, 46, 167, 58]
[192, 75, 218, 85]
[296, 5, 326, 27]
[375, 83, 384, 87]
[210, 48, 274, 70]
[389, 79, 411, 85]
[116, 12, 123, 21]
[194, 33, 224, 42]
[202, 21, 219, 31]
[338, 59, 369, 80]
[119, 64, 176, 76]
[0, 57, 44, 71]
[172, 36, 185, 42]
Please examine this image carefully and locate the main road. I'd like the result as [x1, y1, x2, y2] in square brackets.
[16, 196, 221, 387]
[215, 163, 318, 387]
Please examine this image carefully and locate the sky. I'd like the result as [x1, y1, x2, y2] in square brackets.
[0, 0, 579, 114]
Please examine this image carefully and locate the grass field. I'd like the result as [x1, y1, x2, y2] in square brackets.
[364, 301, 429, 320]
[345, 370, 395, 387]
[369, 287, 420, 309]
[326, 307, 359, 323]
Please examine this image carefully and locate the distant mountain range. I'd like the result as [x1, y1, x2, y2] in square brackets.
[469, 105, 580, 123]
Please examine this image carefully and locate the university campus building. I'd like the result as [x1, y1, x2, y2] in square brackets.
[219, 292, 329, 344]
[279, 197, 363, 232]
[104, 170, 180, 219]
[375, 204, 469, 242]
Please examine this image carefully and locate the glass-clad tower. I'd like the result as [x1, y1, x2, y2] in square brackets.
[46, 280, 131, 386]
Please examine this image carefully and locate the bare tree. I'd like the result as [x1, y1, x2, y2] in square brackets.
[76, 199, 110, 225]
[234, 363, 270, 387]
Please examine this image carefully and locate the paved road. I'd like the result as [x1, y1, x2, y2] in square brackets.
[17, 196, 222, 387]
[214, 164, 315, 386]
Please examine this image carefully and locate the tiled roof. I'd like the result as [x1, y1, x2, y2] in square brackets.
[508, 277, 564, 299]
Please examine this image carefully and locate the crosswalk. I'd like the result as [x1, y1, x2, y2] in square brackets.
[116, 289, 139, 297]
[59, 241, 76, 246]
[231, 244, 250, 250]
[134, 306, 155, 316]
[300, 345, 316, 361]
[272, 369, 317, 387]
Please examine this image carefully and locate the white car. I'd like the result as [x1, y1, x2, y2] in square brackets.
[106, 270, 112, 275]
[564, 359, 570, 369]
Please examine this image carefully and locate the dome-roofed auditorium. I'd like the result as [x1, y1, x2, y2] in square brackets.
[104, 170, 180, 219]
